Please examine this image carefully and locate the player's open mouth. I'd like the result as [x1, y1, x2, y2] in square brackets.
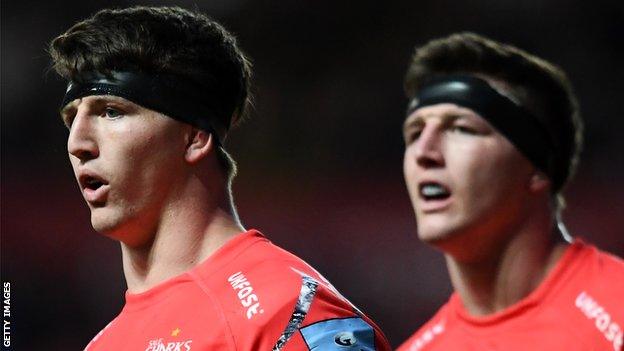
[79, 173, 110, 204]
[419, 182, 450, 201]
[80, 175, 108, 191]
[85, 177, 105, 190]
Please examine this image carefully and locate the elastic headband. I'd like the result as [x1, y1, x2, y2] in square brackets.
[61, 71, 229, 143]
[408, 75, 555, 183]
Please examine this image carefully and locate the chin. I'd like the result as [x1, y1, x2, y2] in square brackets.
[417, 214, 455, 238]
[418, 220, 499, 263]
[416, 216, 472, 251]
[418, 229, 456, 246]
[90, 209, 154, 247]
[91, 218, 139, 246]
[91, 222, 122, 238]
[90, 209, 125, 236]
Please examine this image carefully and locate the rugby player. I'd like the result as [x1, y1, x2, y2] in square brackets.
[398, 32, 623, 351]
[49, 6, 391, 350]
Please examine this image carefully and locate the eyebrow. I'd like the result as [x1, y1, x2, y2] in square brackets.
[402, 116, 422, 132]
[60, 95, 133, 113]
[403, 109, 477, 130]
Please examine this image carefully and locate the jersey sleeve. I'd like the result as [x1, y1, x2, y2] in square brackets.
[223, 260, 391, 351]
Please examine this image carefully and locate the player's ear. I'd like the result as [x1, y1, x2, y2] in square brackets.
[529, 170, 550, 194]
[184, 128, 215, 164]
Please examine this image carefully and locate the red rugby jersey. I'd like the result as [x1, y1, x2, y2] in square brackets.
[85, 230, 391, 351]
[398, 240, 624, 351]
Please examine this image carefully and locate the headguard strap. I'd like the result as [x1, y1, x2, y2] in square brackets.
[61, 71, 229, 144]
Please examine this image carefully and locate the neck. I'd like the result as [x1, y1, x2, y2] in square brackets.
[445, 209, 568, 316]
[120, 177, 244, 294]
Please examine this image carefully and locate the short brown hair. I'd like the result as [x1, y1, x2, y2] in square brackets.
[405, 32, 583, 197]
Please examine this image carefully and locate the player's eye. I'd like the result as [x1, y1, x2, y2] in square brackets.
[450, 125, 478, 135]
[104, 107, 123, 119]
[404, 129, 422, 144]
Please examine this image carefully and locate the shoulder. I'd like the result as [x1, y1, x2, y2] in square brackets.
[202, 234, 391, 350]
[397, 301, 452, 351]
[589, 244, 624, 277]
[553, 241, 624, 351]
[566, 241, 624, 303]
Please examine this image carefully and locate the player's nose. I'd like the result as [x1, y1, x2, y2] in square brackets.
[413, 127, 444, 168]
[67, 111, 99, 162]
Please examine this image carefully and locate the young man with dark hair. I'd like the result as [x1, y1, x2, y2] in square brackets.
[50, 6, 391, 350]
[398, 32, 623, 351]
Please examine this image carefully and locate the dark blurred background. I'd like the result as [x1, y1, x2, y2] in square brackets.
[2, 0, 623, 349]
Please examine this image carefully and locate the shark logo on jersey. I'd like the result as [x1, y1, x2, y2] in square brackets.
[145, 338, 193, 351]
[300, 317, 375, 350]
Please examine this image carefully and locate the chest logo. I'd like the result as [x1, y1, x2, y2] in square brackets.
[575, 291, 623, 351]
[228, 271, 264, 319]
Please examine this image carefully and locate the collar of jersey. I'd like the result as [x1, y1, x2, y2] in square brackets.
[449, 239, 590, 330]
